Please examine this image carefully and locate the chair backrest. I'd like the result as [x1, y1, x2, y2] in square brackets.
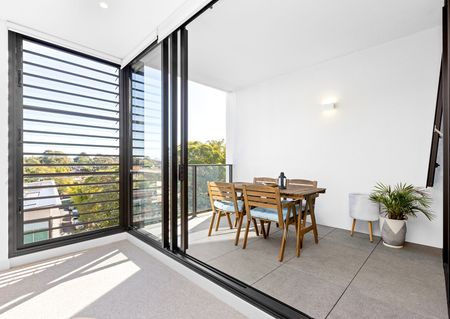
[208, 182, 240, 213]
[286, 179, 318, 188]
[243, 184, 284, 226]
[253, 177, 277, 185]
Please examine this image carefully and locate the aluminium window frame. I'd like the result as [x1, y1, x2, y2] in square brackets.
[126, 0, 450, 317]
[125, 1, 311, 318]
[125, 37, 170, 248]
[8, 31, 127, 258]
[443, 2, 450, 314]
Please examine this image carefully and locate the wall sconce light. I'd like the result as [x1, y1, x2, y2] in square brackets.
[322, 102, 336, 111]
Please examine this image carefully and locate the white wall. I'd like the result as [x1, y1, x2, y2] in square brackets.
[227, 27, 443, 247]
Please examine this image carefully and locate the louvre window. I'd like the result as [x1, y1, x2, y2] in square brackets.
[16, 37, 121, 247]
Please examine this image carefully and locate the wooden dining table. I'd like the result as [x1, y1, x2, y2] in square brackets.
[233, 182, 326, 256]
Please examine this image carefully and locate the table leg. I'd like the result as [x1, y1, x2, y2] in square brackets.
[226, 213, 233, 229]
[301, 202, 308, 249]
[234, 212, 244, 246]
[252, 218, 260, 236]
[261, 220, 267, 239]
[308, 196, 319, 244]
[296, 209, 302, 257]
[243, 218, 251, 249]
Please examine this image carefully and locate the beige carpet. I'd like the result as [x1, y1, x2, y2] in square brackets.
[0, 240, 246, 319]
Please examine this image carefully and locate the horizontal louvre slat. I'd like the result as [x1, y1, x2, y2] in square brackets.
[23, 141, 119, 148]
[24, 95, 119, 114]
[24, 163, 119, 167]
[24, 49, 119, 78]
[23, 61, 118, 86]
[24, 118, 119, 131]
[23, 72, 119, 95]
[24, 84, 118, 104]
[24, 181, 119, 189]
[24, 152, 119, 157]
[24, 190, 119, 201]
[23, 130, 119, 141]
[24, 208, 120, 223]
[20, 38, 122, 247]
[24, 105, 119, 122]
[24, 171, 119, 177]
[23, 217, 119, 234]
[24, 199, 119, 212]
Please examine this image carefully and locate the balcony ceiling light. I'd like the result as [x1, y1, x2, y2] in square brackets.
[99, 1, 109, 9]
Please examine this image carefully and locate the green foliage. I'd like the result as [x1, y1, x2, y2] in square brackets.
[184, 140, 227, 212]
[369, 183, 434, 221]
[24, 140, 226, 236]
[187, 139, 225, 164]
[24, 150, 121, 233]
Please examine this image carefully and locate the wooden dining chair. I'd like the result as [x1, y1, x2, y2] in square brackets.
[285, 179, 317, 210]
[207, 182, 245, 245]
[286, 179, 318, 209]
[253, 177, 277, 185]
[242, 184, 297, 262]
[286, 179, 318, 188]
[286, 179, 319, 254]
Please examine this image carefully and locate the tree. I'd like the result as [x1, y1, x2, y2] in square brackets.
[185, 140, 227, 212]
[187, 139, 225, 164]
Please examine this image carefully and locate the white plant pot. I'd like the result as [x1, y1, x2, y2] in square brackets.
[379, 216, 407, 248]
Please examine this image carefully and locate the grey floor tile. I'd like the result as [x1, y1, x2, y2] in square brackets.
[303, 222, 335, 239]
[369, 243, 444, 280]
[208, 241, 282, 284]
[246, 226, 301, 262]
[373, 241, 442, 268]
[324, 228, 380, 253]
[284, 237, 371, 287]
[328, 286, 437, 319]
[187, 215, 261, 262]
[348, 246, 448, 319]
[254, 265, 345, 319]
[187, 220, 447, 319]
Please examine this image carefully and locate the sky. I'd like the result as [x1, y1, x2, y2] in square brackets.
[188, 81, 226, 142]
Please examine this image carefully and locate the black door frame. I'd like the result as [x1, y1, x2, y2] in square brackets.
[125, 38, 172, 249]
[442, 1, 450, 313]
[126, 0, 450, 318]
[125, 2, 311, 318]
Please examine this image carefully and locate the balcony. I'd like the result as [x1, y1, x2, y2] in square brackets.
[89, 162, 449, 318]
[1, 1, 449, 319]
[179, 164, 447, 318]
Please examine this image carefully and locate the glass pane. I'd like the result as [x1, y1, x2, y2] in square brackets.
[195, 165, 229, 212]
[131, 44, 163, 241]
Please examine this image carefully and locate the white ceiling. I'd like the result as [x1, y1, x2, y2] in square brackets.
[187, 0, 443, 92]
[0, 0, 187, 61]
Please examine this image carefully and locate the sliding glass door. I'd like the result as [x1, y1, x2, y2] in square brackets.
[129, 31, 188, 251]
[130, 43, 167, 241]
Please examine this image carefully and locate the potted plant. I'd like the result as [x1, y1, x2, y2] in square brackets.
[369, 183, 433, 248]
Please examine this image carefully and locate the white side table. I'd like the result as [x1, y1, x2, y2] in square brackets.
[349, 193, 379, 242]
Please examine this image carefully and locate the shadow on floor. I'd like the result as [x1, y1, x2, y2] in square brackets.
[0, 241, 245, 319]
